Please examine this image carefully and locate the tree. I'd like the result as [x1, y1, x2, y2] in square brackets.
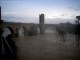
[74, 16, 80, 45]
[54, 25, 66, 41]
[76, 16, 80, 20]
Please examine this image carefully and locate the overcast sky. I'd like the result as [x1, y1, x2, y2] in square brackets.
[0, 0, 80, 24]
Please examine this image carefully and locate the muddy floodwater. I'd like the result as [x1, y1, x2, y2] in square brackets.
[15, 33, 80, 60]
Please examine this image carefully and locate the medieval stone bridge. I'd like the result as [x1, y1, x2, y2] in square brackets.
[3, 22, 56, 35]
[0, 6, 57, 36]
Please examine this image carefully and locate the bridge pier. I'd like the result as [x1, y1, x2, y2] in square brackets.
[39, 14, 45, 34]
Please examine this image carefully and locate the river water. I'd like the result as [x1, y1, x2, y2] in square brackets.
[15, 33, 80, 60]
[2, 27, 80, 60]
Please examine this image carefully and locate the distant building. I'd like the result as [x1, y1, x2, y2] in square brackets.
[39, 14, 45, 34]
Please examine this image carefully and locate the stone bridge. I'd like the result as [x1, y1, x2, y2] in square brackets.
[0, 7, 57, 36]
[3, 22, 56, 35]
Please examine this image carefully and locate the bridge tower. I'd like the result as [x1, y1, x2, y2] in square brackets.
[39, 14, 44, 34]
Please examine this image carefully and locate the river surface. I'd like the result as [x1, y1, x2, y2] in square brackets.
[2, 27, 80, 60]
[15, 33, 80, 60]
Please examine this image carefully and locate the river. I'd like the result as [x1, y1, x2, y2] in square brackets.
[15, 33, 80, 60]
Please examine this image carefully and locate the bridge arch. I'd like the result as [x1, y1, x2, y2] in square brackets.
[2, 26, 15, 38]
[15, 26, 25, 37]
[44, 26, 58, 34]
[7, 27, 15, 34]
